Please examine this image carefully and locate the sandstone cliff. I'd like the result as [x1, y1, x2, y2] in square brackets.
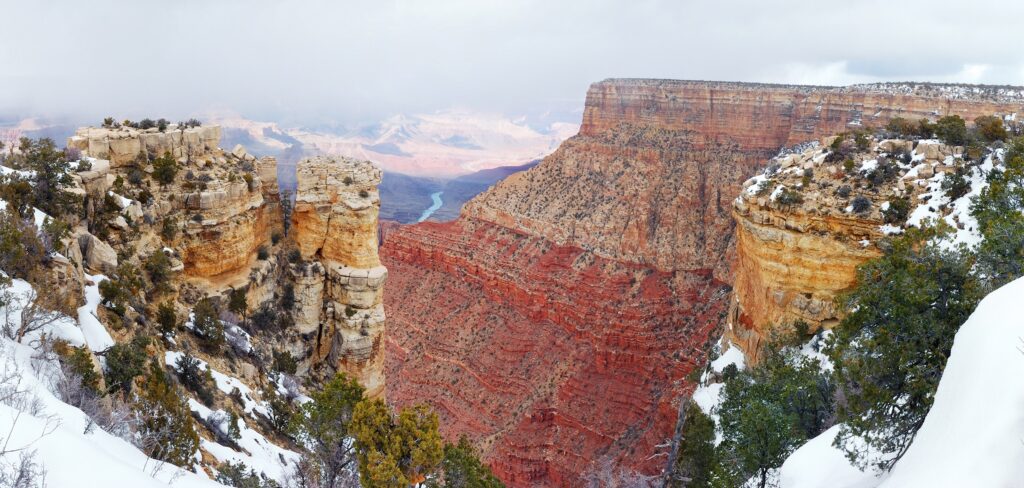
[382, 79, 1024, 486]
[70, 125, 281, 281]
[290, 156, 387, 397]
[729, 135, 984, 358]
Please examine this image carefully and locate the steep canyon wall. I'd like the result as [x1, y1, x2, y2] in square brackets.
[381, 79, 1024, 486]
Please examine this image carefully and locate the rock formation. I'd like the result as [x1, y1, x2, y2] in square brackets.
[729, 135, 983, 359]
[290, 156, 387, 397]
[70, 125, 280, 280]
[381, 79, 1024, 486]
[69, 125, 222, 168]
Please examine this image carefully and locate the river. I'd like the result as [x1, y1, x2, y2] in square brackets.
[417, 191, 444, 222]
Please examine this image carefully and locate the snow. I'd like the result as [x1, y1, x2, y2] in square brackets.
[165, 351, 263, 415]
[709, 344, 746, 374]
[859, 159, 878, 173]
[0, 280, 218, 488]
[692, 340, 746, 444]
[769, 184, 786, 202]
[187, 400, 300, 482]
[779, 426, 880, 488]
[904, 153, 993, 250]
[76, 274, 115, 352]
[878, 224, 903, 236]
[878, 276, 1024, 487]
[1, 277, 84, 347]
[107, 191, 132, 209]
[166, 352, 300, 482]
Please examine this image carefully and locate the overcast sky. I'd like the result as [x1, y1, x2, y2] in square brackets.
[3, 0, 1023, 125]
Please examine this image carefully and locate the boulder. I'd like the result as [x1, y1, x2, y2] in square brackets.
[78, 233, 118, 274]
[916, 141, 942, 161]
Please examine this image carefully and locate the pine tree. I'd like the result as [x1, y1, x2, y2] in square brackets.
[137, 361, 199, 466]
[290, 372, 365, 488]
[670, 403, 716, 488]
[152, 151, 178, 186]
[827, 227, 982, 470]
[156, 301, 178, 337]
[435, 436, 504, 488]
[193, 298, 225, 351]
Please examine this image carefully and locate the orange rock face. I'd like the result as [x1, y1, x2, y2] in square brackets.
[290, 156, 388, 397]
[382, 79, 1024, 486]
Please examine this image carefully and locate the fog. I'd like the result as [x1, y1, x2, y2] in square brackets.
[2, 0, 1022, 125]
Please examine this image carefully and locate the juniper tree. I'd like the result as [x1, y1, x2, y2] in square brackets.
[826, 227, 982, 470]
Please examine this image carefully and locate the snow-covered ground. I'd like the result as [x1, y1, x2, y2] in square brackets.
[0, 276, 299, 487]
[0, 280, 221, 487]
[780, 276, 1024, 488]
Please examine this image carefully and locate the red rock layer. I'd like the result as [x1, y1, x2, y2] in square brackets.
[382, 79, 1024, 486]
[384, 219, 728, 485]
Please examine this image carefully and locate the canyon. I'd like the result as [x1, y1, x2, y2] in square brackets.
[381, 79, 1024, 485]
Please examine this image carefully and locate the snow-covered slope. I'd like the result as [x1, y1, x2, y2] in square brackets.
[878, 276, 1024, 487]
[782, 276, 1024, 488]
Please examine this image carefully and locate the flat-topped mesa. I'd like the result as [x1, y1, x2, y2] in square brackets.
[68, 125, 221, 167]
[290, 156, 387, 398]
[582, 79, 1024, 150]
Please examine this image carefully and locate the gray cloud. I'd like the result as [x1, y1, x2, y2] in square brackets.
[2, 0, 1022, 125]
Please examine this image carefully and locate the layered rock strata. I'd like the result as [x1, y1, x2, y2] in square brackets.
[71, 125, 280, 280]
[290, 156, 387, 397]
[729, 136, 982, 358]
[69, 125, 222, 167]
[382, 79, 1024, 486]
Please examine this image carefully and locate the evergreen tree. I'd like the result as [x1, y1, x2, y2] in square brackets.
[289, 372, 365, 488]
[434, 436, 504, 488]
[973, 137, 1024, 286]
[827, 227, 983, 470]
[156, 301, 178, 337]
[137, 360, 199, 466]
[152, 151, 178, 186]
[714, 333, 834, 486]
[193, 298, 225, 351]
[351, 400, 444, 487]
[103, 335, 149, 395]
[670, 403, 716, 488]
[934, 115, 968, 145]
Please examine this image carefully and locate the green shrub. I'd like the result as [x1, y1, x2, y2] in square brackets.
[144, 251, 173, 291]
[192, 298, 225, 351]
[775, 188, 803, 206]
[272, 350, 298, 375]
[175, 350, 216, 406]
[935, 115, 968, 145]
[974, 115, 1007, 142]
[152, 151, 178, 186]
[161, 217, 178, 241]
[104, 335, 149, 395]
[941, 167, 972, 201]
[137, 361, 199, 466]
[882, 197, 911, 225]
[440, 436, 505, 488]
[57, 344, 101, 394]
[851, 195, 871, 214]
[156, 301, 178, 337]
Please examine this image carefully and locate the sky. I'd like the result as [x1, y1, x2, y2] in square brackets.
[2, 0, 1023, 125]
